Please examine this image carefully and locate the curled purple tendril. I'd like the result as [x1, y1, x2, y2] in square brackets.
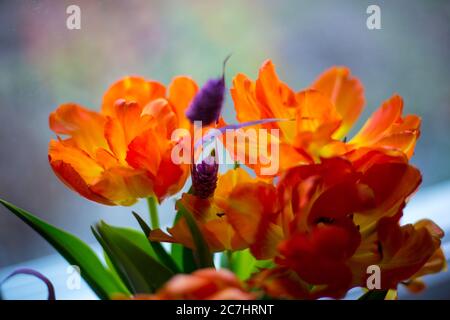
[0, 268, 55, 300]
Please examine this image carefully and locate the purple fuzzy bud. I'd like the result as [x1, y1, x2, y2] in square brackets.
[191, 156, 219, 199]
[185, 56, 231, 126]
[186, 77, 225, 126]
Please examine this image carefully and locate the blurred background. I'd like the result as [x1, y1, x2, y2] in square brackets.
[0, 0, 449, 299]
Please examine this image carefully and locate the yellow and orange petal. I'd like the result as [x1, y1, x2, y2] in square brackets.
[49, 145, 113, 206]
[49, 103, 108, 157]
[350, 95, 420, 159]
[167, 76, 199, 131]
[101, 76, 166, 117]
[225, 181, 284, 259]
[311, 66, 365, 139]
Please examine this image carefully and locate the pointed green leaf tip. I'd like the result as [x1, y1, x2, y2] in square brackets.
[132, 211, 181, 274]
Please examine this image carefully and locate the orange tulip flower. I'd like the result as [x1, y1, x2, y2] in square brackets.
[225, 154, 443, 299]
[129, 268, 255, 300]
[49, 76, 198, 205]
[230, 60, 420, 175]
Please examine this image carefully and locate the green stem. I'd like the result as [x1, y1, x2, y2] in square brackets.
[147, 196, 160, 229]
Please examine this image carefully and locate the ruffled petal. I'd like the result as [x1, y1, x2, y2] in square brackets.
[225, 181, 283, 259]
[249, 268, 311, 299]
[49, 103, 108, 156]
[251, 224, 360, 299]
[221, 127, 284, 177]
[126, 129, 163, 176]
[278, 222, 360, 286]
[373, 215, 442, 289]
[49, 139, 103, 184]
[90, 167, 154, 206]
[255, 60, 297, 140]
[355, 160, 421, 230]
[409, 220, 446, 279]
[351, 95, 420, 158]
[153, 152, 190, 201]
[352, 95, 403, 144]
[295, 89, 342, 134]
[48, 140, 113, 205]
[101, 76, 166, 116]
[141, 98, 178, 138]
[231, 73, 262, 123]
[168, 76, 198, 130]
[104, 100, 149, 163]
[311, 67, 365, 139]
[147, 268, 254, 300]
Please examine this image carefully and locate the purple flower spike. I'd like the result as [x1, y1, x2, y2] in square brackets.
[186, 55, 231, 126]
[191, 155, 219, 199]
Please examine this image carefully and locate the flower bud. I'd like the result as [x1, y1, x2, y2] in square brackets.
[191, 155, 219, 199]
[185, 56, 231, 126]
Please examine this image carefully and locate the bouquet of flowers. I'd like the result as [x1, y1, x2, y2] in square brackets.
[0, 59, 445, 300]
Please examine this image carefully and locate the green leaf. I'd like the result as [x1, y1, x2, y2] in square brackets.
[171, 243, 183, 270]
[95, 226, 153, 295]
[132, 212, 180, 274]
[168, 243, 197, 274]
[103, 252, 130, 295]
[229, 249, 256, 280]
[131, 211, 151, 235]
[358, 289, 388, 300]
[177, 201, 214, 269]
[94, 221, 174, 294]
[91, 227, 134, 294]
[220, 251, 231, 269]
[223, 249, 274, 281]
[105, 225, 156, 257]
[182, 247, 198, 273]
[0, 199, 126, 300]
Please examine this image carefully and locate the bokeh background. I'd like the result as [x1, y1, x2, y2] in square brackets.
[0, 0, 449, 298]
